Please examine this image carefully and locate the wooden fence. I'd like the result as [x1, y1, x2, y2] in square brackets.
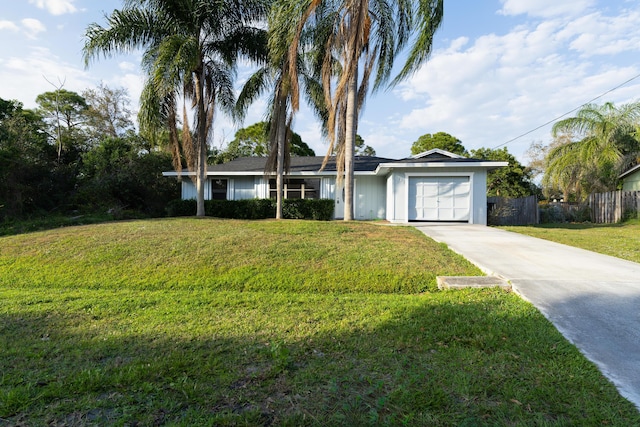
[588, 190, 640, 223]
[488, 191, 640, 225]
[487, 196, 539, 226]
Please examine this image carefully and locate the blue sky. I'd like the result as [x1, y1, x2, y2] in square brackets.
[2, 0, 640, 163]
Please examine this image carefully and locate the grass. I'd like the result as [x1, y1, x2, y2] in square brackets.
[501, 218, 640, 263]
[0, 213, 125, 237]
[1, 218, 638, 426]
[0, 219, 475, 294]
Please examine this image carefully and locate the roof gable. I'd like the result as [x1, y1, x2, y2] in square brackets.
[410, 148, 465, 160]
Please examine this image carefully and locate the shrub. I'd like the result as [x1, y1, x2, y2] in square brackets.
[77, 139, 180, 217]
[166, 199, 196, 217]
[539, 204, 565, 223]
[166, 198, 335, 221]
[206, 199, 275, 219]
[288, 199, 334, 221]
[538, 202, 592, 223]
[623, 208, 640, 221]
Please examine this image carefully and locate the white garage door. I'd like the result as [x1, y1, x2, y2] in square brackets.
[409, 176, 470, 221]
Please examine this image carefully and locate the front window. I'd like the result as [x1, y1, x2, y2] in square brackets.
[269, 178, 319, 199]
[211, 179, 227, 200]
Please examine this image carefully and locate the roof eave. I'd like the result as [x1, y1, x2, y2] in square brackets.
[162, 171, 195, 177]
[164, 170, 379, 176]
[374, 161, 508, 174]
[619, 164, 640, 179]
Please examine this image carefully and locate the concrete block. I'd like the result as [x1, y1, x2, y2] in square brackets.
[437, 276, 511, 290]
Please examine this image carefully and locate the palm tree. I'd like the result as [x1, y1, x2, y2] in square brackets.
[235, 28, 292, 219]
[542, 137, 585, 201]
[287, 0, 444, 220]
[236, 0, 327, 219]
[546, 102, 640, 199]
[83, 0, 268, 216]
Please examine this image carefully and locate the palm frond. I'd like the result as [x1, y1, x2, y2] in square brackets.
[235, 67, 272, 122]
[391, 0, 443, 85]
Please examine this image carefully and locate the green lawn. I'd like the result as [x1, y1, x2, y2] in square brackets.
[501, 219, 640, 264]
[1, 218, 638, 426]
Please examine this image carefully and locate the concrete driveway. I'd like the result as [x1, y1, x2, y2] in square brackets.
[415, 223, 640, 410]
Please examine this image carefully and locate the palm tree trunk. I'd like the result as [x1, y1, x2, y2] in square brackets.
[275, 104, 287, 220]
[344, 69, 358, 221]
[195, 70, 207, 217]
[196, 133, 207, 217]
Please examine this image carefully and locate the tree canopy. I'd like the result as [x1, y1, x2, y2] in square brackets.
[470, 147, 538, 198]
[0, 98, 52, 218]
[83, 83, 135, 141]
[355, 135, 376, 156]
[543, 101, 640, 200]
[1, 89, 179, 221]
[84, 0, 269, 216]
[410, 132, 467, 156]
[36, 89, 89, 159]
[215, 122, 315, 163]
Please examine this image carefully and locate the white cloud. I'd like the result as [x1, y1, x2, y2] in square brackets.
[296, 120, 327, 156]
[105, 72, 144, 118]
[21, 18, 46, 39]
[28, 0, 78, 15]
[118, 62, 137, 72]
[499, 0, 596, 18]
[560, 10, 640, 56]
[1, 18, 48, 39]
[0, 20, 20, 32]
[389, 2, 640, 161]
[0, 47, 93, 108]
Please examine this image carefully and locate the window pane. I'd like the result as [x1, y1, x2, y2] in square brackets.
[303, 179, 319, 188]
[269, 178, 321, 199]
[211, 179, 227, 200]
[303, 179, 319, 199]
[286, 180, 302, 189]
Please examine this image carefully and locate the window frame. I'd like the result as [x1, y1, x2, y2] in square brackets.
[211, 178, 228, 200]
[269, 178, 319, 199]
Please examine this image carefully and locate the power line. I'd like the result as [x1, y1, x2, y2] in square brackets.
[493, 71, 640, 149]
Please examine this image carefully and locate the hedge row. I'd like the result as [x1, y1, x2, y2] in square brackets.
[166, 198, 335, 220]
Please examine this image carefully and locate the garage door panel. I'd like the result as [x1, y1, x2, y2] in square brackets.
[409, 176, 470, 222]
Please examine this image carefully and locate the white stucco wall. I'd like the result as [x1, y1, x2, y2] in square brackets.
[233, 177, 256, 200]
[318, 176, 386, 220]
[354, 176, 386, 220]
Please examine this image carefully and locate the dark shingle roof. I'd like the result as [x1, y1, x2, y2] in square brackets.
[202, 151, 499, 175]
[207, 156, 396, 173]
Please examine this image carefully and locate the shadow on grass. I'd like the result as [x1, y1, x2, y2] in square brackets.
[1, 290, 638, 426]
